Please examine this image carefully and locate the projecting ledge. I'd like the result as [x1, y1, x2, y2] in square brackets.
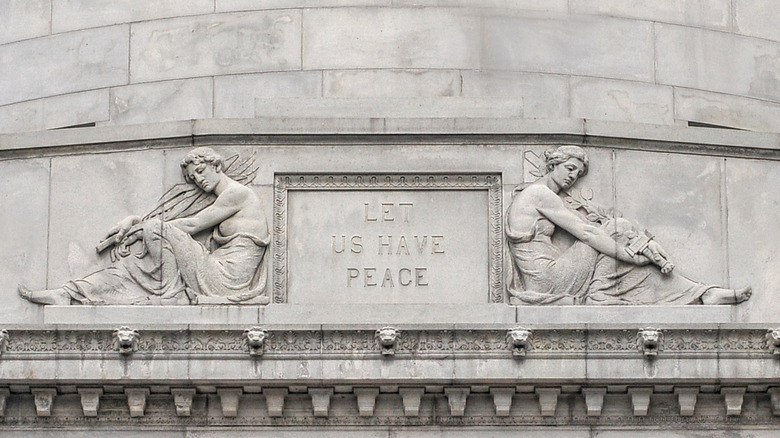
[514, 306, 732, 325]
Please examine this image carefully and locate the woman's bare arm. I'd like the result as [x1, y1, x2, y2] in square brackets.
[529, 185, 648, 265]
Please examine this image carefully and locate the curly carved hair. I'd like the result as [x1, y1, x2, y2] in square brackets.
[180, 147, 223, 182]
[543, 145, 589, 177]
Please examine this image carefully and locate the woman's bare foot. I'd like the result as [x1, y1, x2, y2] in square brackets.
[734, 286, 752, 303]
[18, 285, 71, 305]
[701, 285, 752, 305]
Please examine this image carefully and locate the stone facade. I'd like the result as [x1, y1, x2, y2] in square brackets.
[2, 2, 780, 437]
[1, 2, 780, 133]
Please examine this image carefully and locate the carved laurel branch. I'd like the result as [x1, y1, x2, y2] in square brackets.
[0, 329, 770, 356]
[272, 173, 504, 304]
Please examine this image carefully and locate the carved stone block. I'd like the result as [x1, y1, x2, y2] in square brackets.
[217, 388, 243, 417]
[582, 387, 607, 417]
[637, 328, 664, 357]
[721, 387, 746, 416]
[353, 387, 379, 416]
[506, 327, 533, 357]
[445, 387, 470, 417]
[765, 329, 780, 355]
[309, 388, 333, 417]
[264, 388, 288, 417]
[375, 327, 401, 356]
[77, 388, 103, 417]
[113, 326, 140, 355]
[399, 387, 425, 416]
[171, 388, 196, 417]
[628, 387, 653, 416]
[243, 327, 268, 357]
[535, 387, 560, 417]
[124, 388, 149, 418]
[31, 388, 57, 417]
[674, 387, 699, 416]
[489, 387, 515, 416]
[0, 388, 10, 416]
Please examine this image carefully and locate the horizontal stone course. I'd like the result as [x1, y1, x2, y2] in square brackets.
[0, 26, 129, 106]
[107, 78, 213, 126]
[482, 15, 655, 82]
[130, 10, 301, 83]
[52, 0, 214, 34]
[570, 0, 730, 30]
[674, 88, 780, 133]
[0, 0, 51, 45]
[656, 24, 780, 102]
[570, 77, 674, 125]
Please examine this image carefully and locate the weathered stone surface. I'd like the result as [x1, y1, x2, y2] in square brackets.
[323, 70, 461, 98]
[460, 71, 568, 119]
[218, 0, 390, 11]
[656, 24, 780, 102]
[285, 189, 489, 305]
[570, 78, 674, 125]
[254, 97, 522, 119]
[726, 159, 780, 323]
[674, 88, 780, 133]
[0, 159, 49, 324]
[0, 90, 109, 134]
[0, 26, 128, 106]
[0, 0, 51, 45]
[614, 151, 726, 286]
[302, 8, 480, 70]
[130, 11, 301, 83]
[47, 150, 166, 288]
[52, 0, 214, 33]
[735, 0, 780, 42]
[571, 0, 730, 30]
[482, 15, 654, 82]
[393, 0, 568, 9]
[214, 72, 322, 119]
[108, 78, 213, 126]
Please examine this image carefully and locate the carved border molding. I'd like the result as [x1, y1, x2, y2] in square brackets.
[0, 328, 771, 357]
[273, 173, 504, 304]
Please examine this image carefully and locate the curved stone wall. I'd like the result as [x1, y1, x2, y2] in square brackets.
[1, 1, 779, 133]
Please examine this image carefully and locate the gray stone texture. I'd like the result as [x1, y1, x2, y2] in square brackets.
[655, 24, 780, 102]
[130, 10, 301, 83]
[725, 158, 780, 323]
[674, 88, 780, 133]
[0, 26, 129, 106]
[52, 0, 214, 33]
[323, 70, 461, 98]
[214, 72, 322, 119]
[0, 90, 110, 133]
[107, 78, 213, 126]
[460, 71, 568, 119]
[0, 159, 49, 324]
[302, 8, 481, 70]
[0, 0, 51, 45]
[570, 0, 731, 30]
[734, 0, 780, 42]
[570, 78, 674, 125]
[482, 15, 655, 82]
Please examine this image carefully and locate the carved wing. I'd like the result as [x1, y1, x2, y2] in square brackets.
[143, 151, 259, 221]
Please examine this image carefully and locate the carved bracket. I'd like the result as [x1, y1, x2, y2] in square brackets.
[218, 388, 242, 417]
[264, 388, 288, 417]
[243, 326, 268, 357]
[125, 388, 149, 418]
[32, 388, 57, 417]
[765, 329, 780, 355]
[77, 388, 103, 417]
[171, 388, 196, 417]
[506, 327, 534, 357]
[0, 329, 8, 355]
[113, 326, 140, 355]
[375, 327, 401, 356]
[399, 387, 425, 416]
[637, 328, 663, 358]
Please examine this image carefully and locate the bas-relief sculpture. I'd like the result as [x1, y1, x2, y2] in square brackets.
[14, 144, 753, 308]
[506, 146, 752, 306]
[19, 147, 271, 306]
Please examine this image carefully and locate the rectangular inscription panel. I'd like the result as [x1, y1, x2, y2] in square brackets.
[274, 175, 503, 304]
